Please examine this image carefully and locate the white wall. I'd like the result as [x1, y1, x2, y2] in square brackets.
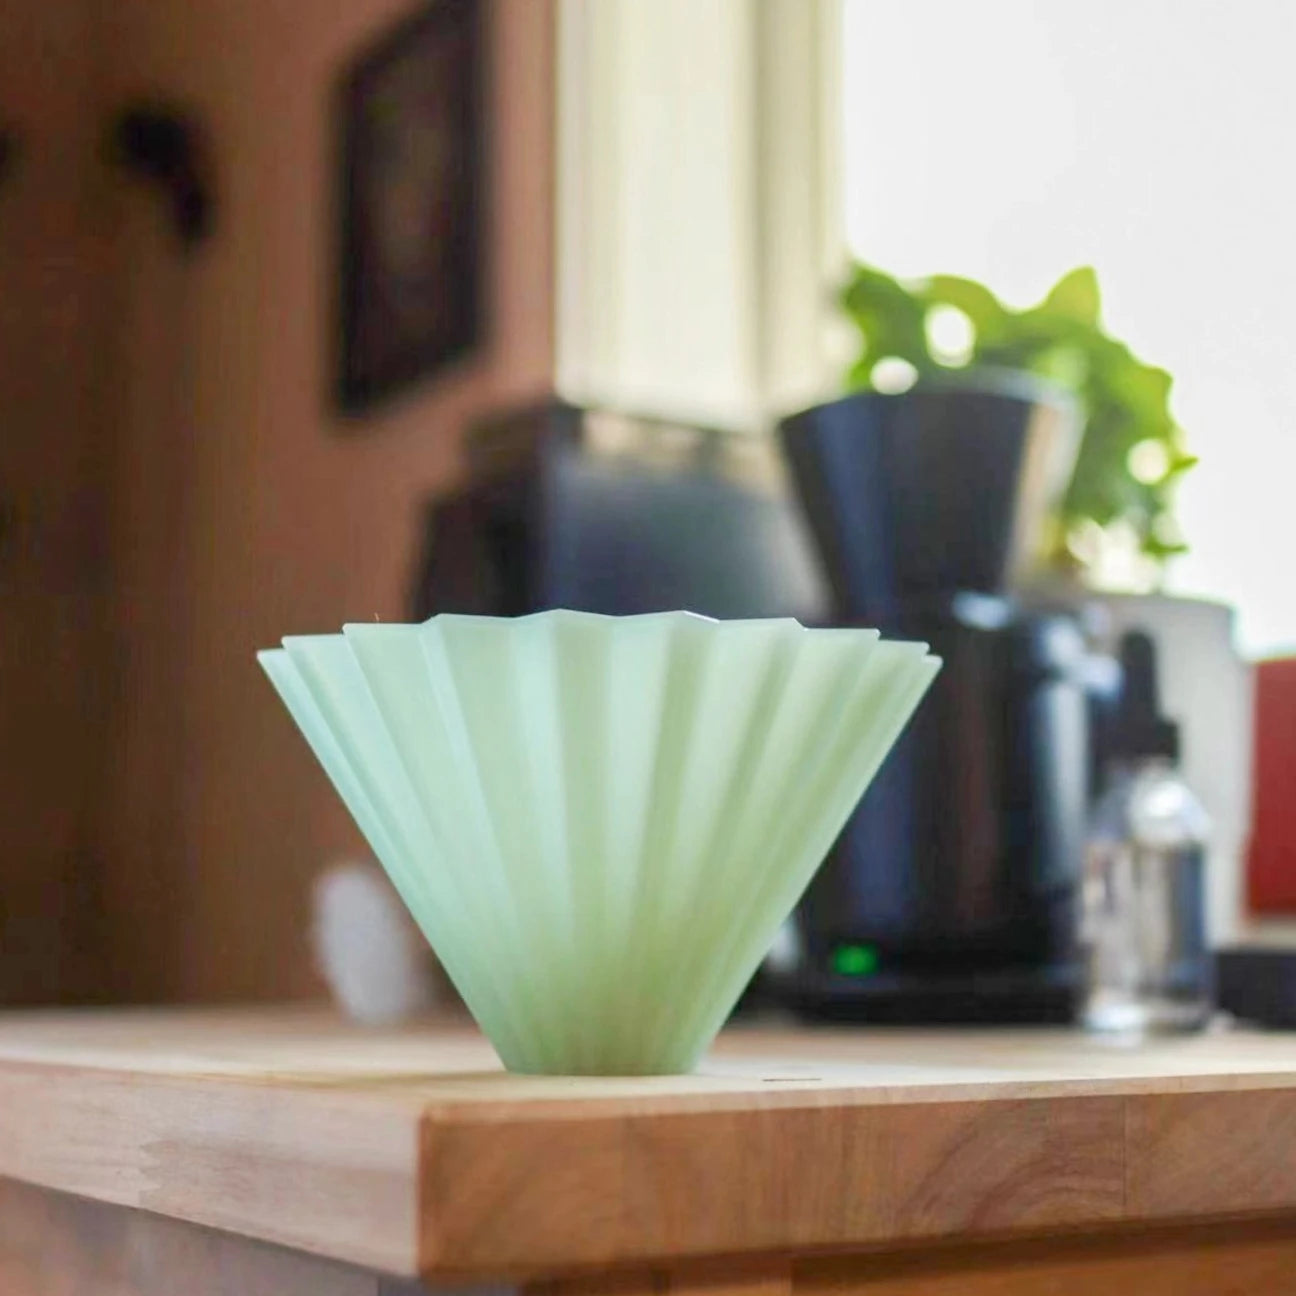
[841, 0, 1296, 657]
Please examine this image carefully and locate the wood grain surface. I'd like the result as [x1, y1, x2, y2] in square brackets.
[532, 1223, 1296, 1296]
[5, 1009, 1296, 1280]
[797, 1219, 1296, 1295]
[0, 1176, 394, 1296]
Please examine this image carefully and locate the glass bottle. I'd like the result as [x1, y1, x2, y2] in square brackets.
[1080, 632, 1212, 1034]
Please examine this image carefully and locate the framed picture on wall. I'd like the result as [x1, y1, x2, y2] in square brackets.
[335, 0, 484, 415]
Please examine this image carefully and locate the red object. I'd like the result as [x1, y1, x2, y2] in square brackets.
[1249, 657, 1296, 912]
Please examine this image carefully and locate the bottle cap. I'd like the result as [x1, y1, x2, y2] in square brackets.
[1110, 631, 1180, 762]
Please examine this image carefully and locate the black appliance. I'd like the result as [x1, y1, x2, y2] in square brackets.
[1217, 947, 1296, 1028]
[412, 400, 829, 623]
[778, 383, 1096, 1023]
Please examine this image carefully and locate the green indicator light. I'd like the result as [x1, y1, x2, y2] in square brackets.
[832, 943, 879, 977]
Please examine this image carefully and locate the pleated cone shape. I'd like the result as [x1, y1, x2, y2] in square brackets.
[259, 612, 940, 1074]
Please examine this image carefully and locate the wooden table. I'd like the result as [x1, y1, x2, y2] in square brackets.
[3, 1008, 1296, 1294]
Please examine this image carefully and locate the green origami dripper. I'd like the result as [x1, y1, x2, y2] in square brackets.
[260, 611, 940, 1075]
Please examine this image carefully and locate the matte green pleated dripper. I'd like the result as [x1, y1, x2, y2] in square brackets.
[259, 611, 940, 1075]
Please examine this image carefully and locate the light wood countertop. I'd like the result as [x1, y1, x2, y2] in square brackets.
[1, 1007, 1295, 1282]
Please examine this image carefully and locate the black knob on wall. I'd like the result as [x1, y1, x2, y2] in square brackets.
[107, 104, 213, 246]
[0, 126, 18, 189]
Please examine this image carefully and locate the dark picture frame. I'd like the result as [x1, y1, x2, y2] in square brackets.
[335, 0, 484, 416]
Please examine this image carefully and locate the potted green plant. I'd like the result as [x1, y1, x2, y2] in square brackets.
[837, 263, 1196, 584]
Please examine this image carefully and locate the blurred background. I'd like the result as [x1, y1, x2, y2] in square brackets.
[1, 0, 1293, 1019]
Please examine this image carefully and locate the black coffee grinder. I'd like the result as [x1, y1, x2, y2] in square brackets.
[777, 379, 1098, 1022]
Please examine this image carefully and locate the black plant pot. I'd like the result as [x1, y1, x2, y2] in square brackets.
[778, 378, 1078, 620]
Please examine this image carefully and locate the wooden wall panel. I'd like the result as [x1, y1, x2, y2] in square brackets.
[90, 0, 556, 1001]
[0, 0, 555, 1005]
[0, 0, 112, 1003]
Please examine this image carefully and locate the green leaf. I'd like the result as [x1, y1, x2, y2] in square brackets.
[1028, 344, 1090, 392]
[839, 263, 934, 387]
[1041, 266, 1101, 324]
[921, 275, 1005, 333]
[835, 258, 1197, 570]
[1108, 359, 1173, 424]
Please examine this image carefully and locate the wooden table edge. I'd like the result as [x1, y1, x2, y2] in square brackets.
[3, 1050, 1296, 1281]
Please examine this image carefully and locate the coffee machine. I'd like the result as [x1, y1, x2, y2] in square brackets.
[777, 381, 1096, 1022]
[415, 389, 1105, 1023]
